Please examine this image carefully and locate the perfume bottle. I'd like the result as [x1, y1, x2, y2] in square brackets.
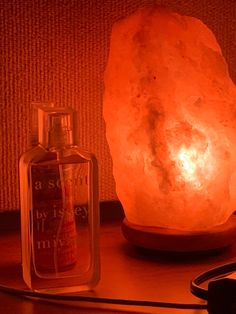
[19, 107, 100, 293]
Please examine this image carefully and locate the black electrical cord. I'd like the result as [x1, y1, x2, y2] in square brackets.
[190, 261, 236, 300]
[0, 282, 207, 310]
[2, 261, 236, 311]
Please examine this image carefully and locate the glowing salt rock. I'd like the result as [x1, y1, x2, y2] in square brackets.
[103, 7, 236, 231]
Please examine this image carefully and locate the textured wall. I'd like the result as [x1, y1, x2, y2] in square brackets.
[0, 0, 235, 211]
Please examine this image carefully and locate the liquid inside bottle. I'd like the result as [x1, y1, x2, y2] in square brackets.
[20, 108, 100, 293]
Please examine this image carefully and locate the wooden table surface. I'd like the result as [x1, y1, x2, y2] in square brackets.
[0, 219, 236, 314]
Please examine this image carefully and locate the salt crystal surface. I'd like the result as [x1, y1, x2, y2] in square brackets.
[103, 7, 236, 231]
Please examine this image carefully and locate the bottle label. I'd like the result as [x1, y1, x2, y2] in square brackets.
[31, 164, 77, 273]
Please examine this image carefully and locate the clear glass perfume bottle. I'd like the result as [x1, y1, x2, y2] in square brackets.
[19, 107, 100, 293]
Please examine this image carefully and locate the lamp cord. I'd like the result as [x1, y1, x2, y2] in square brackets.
[190, 261, 236, 300]
[2, 261, 236, 311]
[0, 282, 206, 310]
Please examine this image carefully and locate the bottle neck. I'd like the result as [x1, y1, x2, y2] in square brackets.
[38, 109, 75, 149]
[48, 128, 73, 148]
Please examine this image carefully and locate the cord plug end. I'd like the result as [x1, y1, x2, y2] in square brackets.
[208, 272, 236, 314]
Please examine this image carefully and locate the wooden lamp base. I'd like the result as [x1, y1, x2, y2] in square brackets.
[121, 214, 236, 252]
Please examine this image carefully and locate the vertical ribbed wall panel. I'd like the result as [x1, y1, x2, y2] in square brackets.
[0, 0, 235, 210]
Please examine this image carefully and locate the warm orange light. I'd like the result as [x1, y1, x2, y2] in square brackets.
[103, 7, 236, 231]
[168, 124, 214, 191]
[178, 147, 200, 180]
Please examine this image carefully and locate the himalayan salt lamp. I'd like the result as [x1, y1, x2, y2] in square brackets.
[103, 7, 236, 250]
